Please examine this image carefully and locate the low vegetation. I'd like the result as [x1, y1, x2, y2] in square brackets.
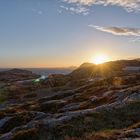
[0, 62, 140, 140]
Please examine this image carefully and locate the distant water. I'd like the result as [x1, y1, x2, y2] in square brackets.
[27, 68, 74, 76]
[0, 68, 75, 76]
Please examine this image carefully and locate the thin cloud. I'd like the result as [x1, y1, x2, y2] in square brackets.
[60, 5, 69, 10]
[69, 6, 89, 15]
[129, 37, 140, 42]
[89, 25, 140, 36]
[60, 5, 89, 15]
[29, 8, 44, 15]
[63, 0, 140, 12]
[38, 10, 43, 15]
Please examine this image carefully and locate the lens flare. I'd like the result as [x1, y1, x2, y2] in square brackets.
[91, 54, 109, 64]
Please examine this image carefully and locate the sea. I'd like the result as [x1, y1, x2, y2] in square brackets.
[0, 68, 75, 76]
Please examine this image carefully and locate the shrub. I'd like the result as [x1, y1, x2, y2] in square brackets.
[11, 129, 39, 140]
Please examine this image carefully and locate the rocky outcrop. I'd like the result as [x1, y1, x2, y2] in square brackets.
[0, 69, 40, 82]
[124, 92, 140, 102]
[69, 60, 140, 79]
[0, 66, 140, 140]
[0, 117, 13, 129]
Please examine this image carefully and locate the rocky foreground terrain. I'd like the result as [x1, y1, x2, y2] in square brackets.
[0, 60, 140, 140]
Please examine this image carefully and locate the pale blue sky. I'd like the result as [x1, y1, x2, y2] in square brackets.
[0, 0, 140, 67]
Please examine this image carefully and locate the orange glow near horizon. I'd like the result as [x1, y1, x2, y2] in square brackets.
[90, 54, 110, 64]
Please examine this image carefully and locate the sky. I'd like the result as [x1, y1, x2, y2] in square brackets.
[0, 0, 140, 68]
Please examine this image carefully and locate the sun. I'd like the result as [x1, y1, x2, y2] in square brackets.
[91, 54, 109, 65]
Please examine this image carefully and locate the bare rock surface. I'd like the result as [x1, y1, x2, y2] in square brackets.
[0, 66, 140, 140]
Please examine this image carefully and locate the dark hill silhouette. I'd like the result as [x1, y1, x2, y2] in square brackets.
[69, 59, 140, 79]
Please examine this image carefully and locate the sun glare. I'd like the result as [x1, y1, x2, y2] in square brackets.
[91, 54, 109, 65]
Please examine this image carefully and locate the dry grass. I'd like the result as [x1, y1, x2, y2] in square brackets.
[11, 128, 38, 140]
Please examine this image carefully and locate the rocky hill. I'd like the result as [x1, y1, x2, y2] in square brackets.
[0, 69, 40, 82]
[0, 60, 140, 140]
[69, 59, 140, 79]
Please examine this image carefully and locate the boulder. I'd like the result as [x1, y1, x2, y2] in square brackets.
[0, 117, 13, 129]
[124, 92, 140, 102]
